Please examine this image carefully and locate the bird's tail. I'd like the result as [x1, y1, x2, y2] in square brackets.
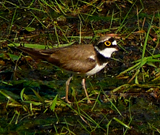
[18, 46, 49, 60]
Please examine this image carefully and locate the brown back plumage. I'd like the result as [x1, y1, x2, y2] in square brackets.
[18, 44, 97, 74]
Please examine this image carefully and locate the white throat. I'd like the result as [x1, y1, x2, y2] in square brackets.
[95, 47, 118, 58]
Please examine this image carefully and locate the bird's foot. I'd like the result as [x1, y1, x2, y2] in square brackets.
[61, 96, 72, 104]
[87, 99, 92, 104]
[65, 99, 72, 104]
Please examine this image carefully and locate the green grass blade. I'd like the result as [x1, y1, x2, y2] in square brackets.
[50, 95, 58, 111]
[0, 90, 20, 105]
[140, 15, 154, 66]
[113, 117, 131, 129]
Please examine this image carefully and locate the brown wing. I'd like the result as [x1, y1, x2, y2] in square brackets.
[18, 44, 97, 74]
[47, 45, 96, 73]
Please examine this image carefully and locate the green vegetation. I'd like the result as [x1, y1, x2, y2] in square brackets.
[0, 0, 160, 134]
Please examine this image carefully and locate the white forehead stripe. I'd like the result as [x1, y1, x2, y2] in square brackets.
[112, 40, 117, 45]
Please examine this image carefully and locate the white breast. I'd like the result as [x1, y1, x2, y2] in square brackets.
[86, 62, 108, 75]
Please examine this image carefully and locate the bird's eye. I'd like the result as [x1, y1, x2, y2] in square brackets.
[104, 41, 111, 46]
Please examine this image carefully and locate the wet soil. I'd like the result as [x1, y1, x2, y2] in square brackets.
[0, 0, 160, 134]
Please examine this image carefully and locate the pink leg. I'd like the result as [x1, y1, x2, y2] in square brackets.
[65, 76, 73, 103]
[82, 78, 92, 103]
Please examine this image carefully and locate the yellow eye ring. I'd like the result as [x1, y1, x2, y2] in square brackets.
[104, 41, 111, 46]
